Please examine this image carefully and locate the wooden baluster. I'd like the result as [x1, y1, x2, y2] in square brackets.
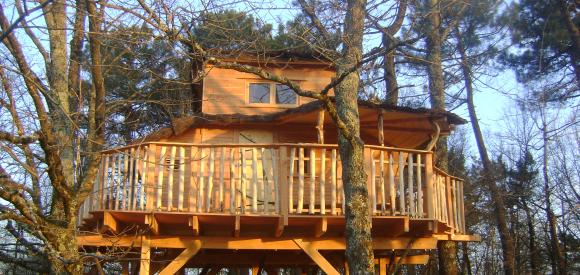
[189, 146, 197, 212]
[309, 148, 316, 214]
[271, 148, 279, 214]
[127, 149, 134, 210]
[460, 180, 465, 233]
[156, 146, 166, 210]
[109, 153, 117, 210]
[115, 153, 123, 210]
[416, 154, 423, 218]
[229, 148, 236, 214]
[146, 144, 157, 211]
[197, 148, 205, 212]
[288, 147, 296, 214]
[219, 147, 225, 211]
[331, 149, 337, 215]
[398, 152, 405, 215]
[388, 153, 395, 215]
[140, 147, 148, 210]
[371, 150, 377, 214]
[380, 151, 385, 214]
[251, 148, 258, 213]
[100, 155, 109, 210]
[131, 147, 140, 210]
[178, 147, 185, 211]
[297, 147, 305, 214]
[446, 176, 453, 228]
[206, 148, 215, 213]
[240, 148, 246, 214]
[452, 179, 458, 232]
[167, 146, 176, 211]
[408, 153, 415, 217]
[425, 153, 434, 219]
[261, 148, 269, 213]
[320, 149, 326, 215]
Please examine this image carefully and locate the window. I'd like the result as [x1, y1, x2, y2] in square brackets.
[249, 83, 271, 103]
[248, 82, 297, 105]
[276, 84, 297, 104]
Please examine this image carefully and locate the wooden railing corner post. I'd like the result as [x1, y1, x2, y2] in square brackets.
[425, 153, 435, 219]
[279, 146, 289, 218]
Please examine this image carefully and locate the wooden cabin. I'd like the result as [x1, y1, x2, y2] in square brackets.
[77, 53, 479, 275]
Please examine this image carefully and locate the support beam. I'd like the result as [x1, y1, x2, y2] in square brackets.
[158, 240, 202, 275]
[294, 239, 339, 275]
[379, 257, 387, 275]
[77, 235, 440, 250]
[234, 215, 240, 237]
[145, 214, 159, 235]
[274, 216, 285, 237]
[189, 216, 199, 236]
[314, 217, 327, 238]
[99, 212, 118, 234]
[139, 236, 151, 275]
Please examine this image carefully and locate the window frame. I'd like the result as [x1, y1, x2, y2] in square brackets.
[246, 81, 299, 107]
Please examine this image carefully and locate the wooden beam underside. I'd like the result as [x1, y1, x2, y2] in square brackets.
[77, 235, 438, 250]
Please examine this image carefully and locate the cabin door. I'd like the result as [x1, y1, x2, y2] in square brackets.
[238, 130, 275, 212]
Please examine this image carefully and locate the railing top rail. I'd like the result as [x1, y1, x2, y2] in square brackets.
[433, 166, 464, 181]
[101, 142, 432, 155]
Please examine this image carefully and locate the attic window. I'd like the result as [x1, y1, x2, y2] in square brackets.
[248, 82, 297, 105]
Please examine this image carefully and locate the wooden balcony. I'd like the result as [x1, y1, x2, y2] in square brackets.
[78, 142, 466, 235]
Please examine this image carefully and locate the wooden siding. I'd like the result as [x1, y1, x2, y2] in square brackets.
[202, 65, 334, 115]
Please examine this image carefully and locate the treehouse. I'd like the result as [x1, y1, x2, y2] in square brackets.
[76, 53, 479, 275]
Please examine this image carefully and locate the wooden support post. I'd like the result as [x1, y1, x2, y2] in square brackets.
[140, 236, 151, 275]
[279, 146, 289, 217]
[293, 239, 340, 275]
[378, 111, 384, 146]
[315, 217, 327, 237]
[234, 215, 240, 237]
[288, 147, 295, 214]
[157, 146, 166, 210]
[158, 240, 202, 275]
[100, 211, 118, 234]
[145, 214, 159, 235]
[297, 147, 305, 214]
[316, 110, 325, 144]
[146, 145, 157, 210]
[275, 216, 286, 237]
[189, 216, 199, 236]
[167, 146, 176, 211]
[207, 148, 215, 213]
[425, 153, 434, 219]
[331, 149, 337, 215]
[379, 257, 387, 275]
[178, 147, 185, 211]
[309, 149, 316, 214]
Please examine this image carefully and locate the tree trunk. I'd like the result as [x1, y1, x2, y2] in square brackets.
[337, 0, 374, 274]
[383, 33, 398, 105]
[522, 203, 541, 275]
[424, 1, 458, 273]
[541, 117, 566, 275]
[456, 28, 516, 275]
[558, 0, 580, 84]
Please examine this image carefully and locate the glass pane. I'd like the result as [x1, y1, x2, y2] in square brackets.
[249, 83, 271, 103]
[276, 84, 297, 104]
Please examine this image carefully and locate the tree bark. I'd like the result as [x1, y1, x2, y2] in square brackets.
[383, 34, 398, 105]
[558, 0, 580, 85]
[456, 28, 516, 275]
[337, 0, 374, 274]
[423, 1, 458, 273]
[522, 203, 541, 275]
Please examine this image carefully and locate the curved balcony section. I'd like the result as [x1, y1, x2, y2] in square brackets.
[78, 142, 466, 234]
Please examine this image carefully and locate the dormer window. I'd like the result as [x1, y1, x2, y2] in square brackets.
[248, 82, 297, 106]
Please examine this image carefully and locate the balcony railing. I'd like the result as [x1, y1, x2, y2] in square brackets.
[78, 142, 466, 233]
